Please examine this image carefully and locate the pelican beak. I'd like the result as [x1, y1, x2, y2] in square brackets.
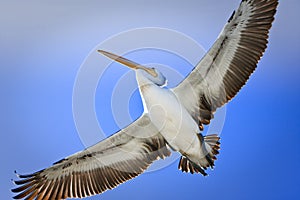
[98, 50, 157, 77]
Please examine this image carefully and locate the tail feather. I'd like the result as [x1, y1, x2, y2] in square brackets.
[204, 134, 220, 157]
[178, 156, 207, 176]
[201, 134, 221, 168]
[178, 134, 221, 176]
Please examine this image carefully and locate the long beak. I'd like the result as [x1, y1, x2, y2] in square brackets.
[97, 50, 157, 77]
[98, 50, 144, 70]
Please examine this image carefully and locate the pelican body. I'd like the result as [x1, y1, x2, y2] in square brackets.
[136, 68, 209, 169]
[12, 0, 278, 199]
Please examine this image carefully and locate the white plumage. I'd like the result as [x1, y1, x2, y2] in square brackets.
[12, 0, 278, 199]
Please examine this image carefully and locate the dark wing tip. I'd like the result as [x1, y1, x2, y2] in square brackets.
[11, 170, 44, 199]
[228, 10, 236, 23]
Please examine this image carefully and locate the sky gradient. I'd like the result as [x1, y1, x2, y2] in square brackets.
[1, 0, 300, 199]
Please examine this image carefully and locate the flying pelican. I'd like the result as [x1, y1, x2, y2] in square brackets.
[12, 0, 278, 199]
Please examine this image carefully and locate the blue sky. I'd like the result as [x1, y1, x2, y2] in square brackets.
[1, 0, 300, 199]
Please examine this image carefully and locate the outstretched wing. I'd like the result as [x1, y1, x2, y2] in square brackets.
[173, 0, 278, 128]
[12, 114, 171, 199]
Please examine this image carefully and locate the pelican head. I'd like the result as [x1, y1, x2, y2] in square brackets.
[98, 50, 167, 86]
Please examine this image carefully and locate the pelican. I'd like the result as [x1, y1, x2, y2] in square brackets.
[12, 0, 278, 199]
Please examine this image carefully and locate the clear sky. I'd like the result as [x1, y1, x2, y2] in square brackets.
[1, 0, 300, 199]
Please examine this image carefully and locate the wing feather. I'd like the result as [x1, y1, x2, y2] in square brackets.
[173, 0, 278, 126]
[12, 114, 171, 199]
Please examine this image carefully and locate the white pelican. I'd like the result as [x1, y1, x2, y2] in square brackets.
[12, 0, 278, 199]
